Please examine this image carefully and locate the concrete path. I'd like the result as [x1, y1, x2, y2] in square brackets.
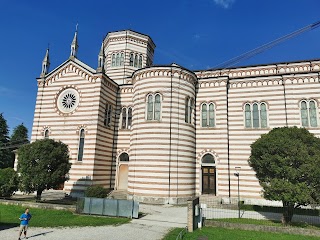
[0, 204, 187, 240]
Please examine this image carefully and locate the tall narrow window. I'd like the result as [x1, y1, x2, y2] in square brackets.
[134, 54, 138, 67]
[138, 55, 142, 68]
[77, 129, 85, 162]
[147, 95, 153, 120]
[154, 94, 161, 120]
[116, 53, 120, 66]
[301, 101, 308, 127]
[309, 100, 317, 127]
[44, 129, 49, 139]
[189, 98, 193, 124]
[252, 103, 259, 128]
[122, 108, 127, 129]
[129, 53, 134, 66]
[111, 54, 116, 67]
[260, 103, 268, 128]
[120, 53, 124, 66]
[208, 103, 215, 127]
[245, 104, 252, 128]
[201, 104, 207, 127]
[185, 97, 189, 123]
[128, 108, 132, 129]
[104, 103, 112, 127]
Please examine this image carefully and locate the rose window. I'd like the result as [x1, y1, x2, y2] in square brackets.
[57, 88, 79, 113]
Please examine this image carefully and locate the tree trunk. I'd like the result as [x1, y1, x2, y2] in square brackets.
[282, 201, 294, 225]
[36, 189, 43, 201]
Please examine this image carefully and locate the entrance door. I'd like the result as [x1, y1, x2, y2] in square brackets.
[118, 164, 128, 190]
[202, 167, 216, 194]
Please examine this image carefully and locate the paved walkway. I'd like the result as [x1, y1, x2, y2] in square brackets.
[1, 204, 187, 240]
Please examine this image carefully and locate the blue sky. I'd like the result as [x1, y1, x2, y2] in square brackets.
[1, 0, 320, 138]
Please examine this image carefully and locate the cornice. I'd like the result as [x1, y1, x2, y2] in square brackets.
[131, 66, 198, 85]
[196, 60, 320, 81]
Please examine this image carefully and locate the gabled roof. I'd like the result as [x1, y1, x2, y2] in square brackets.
[41, 57, 96, 79]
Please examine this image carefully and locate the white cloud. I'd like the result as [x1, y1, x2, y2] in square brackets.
[213, 0, 235, 9]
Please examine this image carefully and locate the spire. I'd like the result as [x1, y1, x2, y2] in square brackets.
[96, 41, 105, 73]
[70, 24, 79, 58]
[40, 47, 50, 77]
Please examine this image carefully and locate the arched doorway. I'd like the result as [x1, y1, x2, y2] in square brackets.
[201, 153, 216, 195]
[117, 152, 129, 190]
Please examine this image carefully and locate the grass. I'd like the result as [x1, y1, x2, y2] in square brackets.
[163, 227, 320, 240]
[0, 204, 130, 227]
[211, 218, 320, 230]
[240, 205, 320, 216]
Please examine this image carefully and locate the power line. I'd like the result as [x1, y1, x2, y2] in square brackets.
[213, 20, 320, 69]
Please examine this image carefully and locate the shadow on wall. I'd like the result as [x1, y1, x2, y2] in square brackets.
[69, 177, 93, 198]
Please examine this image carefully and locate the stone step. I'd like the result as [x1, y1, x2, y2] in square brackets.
[107, 190, 128, 200]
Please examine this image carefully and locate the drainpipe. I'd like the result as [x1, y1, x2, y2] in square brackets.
[168, 67, 173, 203]
[226, 76, 231, 198]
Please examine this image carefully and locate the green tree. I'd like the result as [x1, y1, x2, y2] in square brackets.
[249, 127, 320, 224]
[0, 168, 19, 197]
[17, 139, 71, 200]
[0, 113, 11, 168]
[10, 123, 29, 168]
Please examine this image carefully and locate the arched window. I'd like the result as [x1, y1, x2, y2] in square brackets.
[121, 108, 127, 129]
[111, 54, 116, 67]
[244, 102, 268, 128]
[77, 129, 85, 162]
[252, 103, 259, 128]
[134, 54, 138, 67]
[116, 53, 120, 66]
[154, 94, 161, 120]
[208, 103, 215, 127]
[146, 94, 161, 121]
[309, 100, 317, 127]
[138, 55, 143, 68]
[44, 129, 49, 139]
[201, 103, 215, 127]
[119, 152, 129, 162]
[104, 103, 112, 127]
[202, 153, 215, 164]
[147, 95, 153, 120]
[129, 53, 134, 66]
[189, 98, 193, 124]
[300, 100, 318, 127]
[201, 104, 207, 127]
[245, 104, 252, 128]
[127, 108, 132, 129]
[120, 53, 124, 66]
[260, 103, 268, 128]
[301, 101, 308, 127]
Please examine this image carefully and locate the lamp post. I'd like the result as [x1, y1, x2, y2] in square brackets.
[234, 167, 241, 218]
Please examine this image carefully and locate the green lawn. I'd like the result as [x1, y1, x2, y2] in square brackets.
[0, 204, 130, 227]
[163, 227, 320, 240]
[212, 218, 320, 230]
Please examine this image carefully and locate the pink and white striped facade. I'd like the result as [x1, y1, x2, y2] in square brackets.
[30, 29, 320, 204]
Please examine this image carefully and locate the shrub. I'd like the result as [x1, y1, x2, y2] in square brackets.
[0, 168, 19, 197]
[85, 185, 108, 198]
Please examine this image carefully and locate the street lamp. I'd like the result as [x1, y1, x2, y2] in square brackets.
[234, 167, 241, 218]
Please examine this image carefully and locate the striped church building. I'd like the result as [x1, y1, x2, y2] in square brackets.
[29, 29, 320, 204]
